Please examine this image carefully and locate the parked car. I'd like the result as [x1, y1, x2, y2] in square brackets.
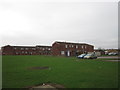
[108, 52, 117, 55]
[84, 54, 97, 59]
[77, 54, 86, 59]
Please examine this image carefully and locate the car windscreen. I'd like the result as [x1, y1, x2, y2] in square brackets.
[85, 54, 92, 56]
[80, 54, 86, 56]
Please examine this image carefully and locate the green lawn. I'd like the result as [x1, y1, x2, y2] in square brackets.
[2, 55, 118, 88]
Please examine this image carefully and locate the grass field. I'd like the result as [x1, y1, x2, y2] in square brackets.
[2, 55, 118, 88]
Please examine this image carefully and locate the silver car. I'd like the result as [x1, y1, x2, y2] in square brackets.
[77, 54, 86, 59]
[84, 54, 97, 59]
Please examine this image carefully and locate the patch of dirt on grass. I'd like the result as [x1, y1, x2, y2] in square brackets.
[28, 66, 50, 70]
[26, 83, 65, 90]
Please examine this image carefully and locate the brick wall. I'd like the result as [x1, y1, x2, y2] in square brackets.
[52, 41, 94, 56]
[2, 45, 52, 55]
[1, 41, 94, 56]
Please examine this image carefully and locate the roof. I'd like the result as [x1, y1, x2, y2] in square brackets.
[36, 45, 52, 48]
[53, 41, 93, 46]
[13, 46, 36, 48]
[2, 45, 52, 48]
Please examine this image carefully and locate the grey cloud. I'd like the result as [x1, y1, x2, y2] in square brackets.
[0, 1, 118, 49]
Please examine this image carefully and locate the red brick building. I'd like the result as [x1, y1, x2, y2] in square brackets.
[52, 41, 94, 56]
[36, 46, 52, 55]
[1, 41, 94, 56]
[1, 45, 52, 55]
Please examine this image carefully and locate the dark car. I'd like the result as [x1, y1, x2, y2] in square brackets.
[84, 53, 97, 59]
[77, 54, 86, 59]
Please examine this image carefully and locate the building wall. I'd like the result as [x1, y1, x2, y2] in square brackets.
[36, 46, 52, 55]
[105, 49, 118, 54]
[52, 42, 94, 56]
[2, 41, 94, 56]
[2, 45, 52, 55]
[2, 45, 15, 55]
[94, 49, 105, 55]
[13, 46, 37, 55]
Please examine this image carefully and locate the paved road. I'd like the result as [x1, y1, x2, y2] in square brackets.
[97, 56, 120, 62]
[101, 60, 120, 62]
[98, 56, 119, 59]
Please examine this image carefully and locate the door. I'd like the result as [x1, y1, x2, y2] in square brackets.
[67, 51, 70, 56]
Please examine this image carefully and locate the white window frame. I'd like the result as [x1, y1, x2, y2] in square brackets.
[72, 45, 74, 48]
[48, 48, 51, 50]
[26, 48, 28, 50]
[61, 51, 65, 55]
[21, 48, 24, 50]
[82, 46, 84, 49]
[65, 45, 68, 48]
[76, 45, 78, 48]
[32, 48, 36, 50]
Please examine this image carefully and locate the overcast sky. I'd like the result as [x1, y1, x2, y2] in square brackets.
[0, 0, 118, 49]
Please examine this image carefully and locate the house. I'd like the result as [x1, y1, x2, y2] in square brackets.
[52, 41, 94, 56]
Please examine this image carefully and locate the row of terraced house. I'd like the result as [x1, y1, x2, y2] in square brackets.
[1, 41, 94, 56]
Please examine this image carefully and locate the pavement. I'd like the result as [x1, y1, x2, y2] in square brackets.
[97, 56, 120, 62]
[101, 60, 120, 62]
[98, 56, 119, 59]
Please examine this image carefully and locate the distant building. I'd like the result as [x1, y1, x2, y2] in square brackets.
[104, 49, 118, 55]
[52, 41, 94, 56]
[1, 45, 52, 55]
[1, 41, 94, 56]
[94, 49, 105, 56]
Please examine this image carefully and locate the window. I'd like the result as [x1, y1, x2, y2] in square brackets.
[25, 51, 27, 54]
[65, 45, 68, 48]
[85, 46, 87, 49]
[22, 51, 24, 53]
[14, 47, 17, 49]
[76, 45, 78, 48]
[37, 47, 39, 49]
[21, 48, 24, 50]
[26, 48, 28, 50]
[72, 45, 74, 48]
[61, 51, 65, 55]
[82, 46, 84, 49]
[32, 48, 36, 50]
[43, 48, 45, 50]
[48, 48, 51, 50]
